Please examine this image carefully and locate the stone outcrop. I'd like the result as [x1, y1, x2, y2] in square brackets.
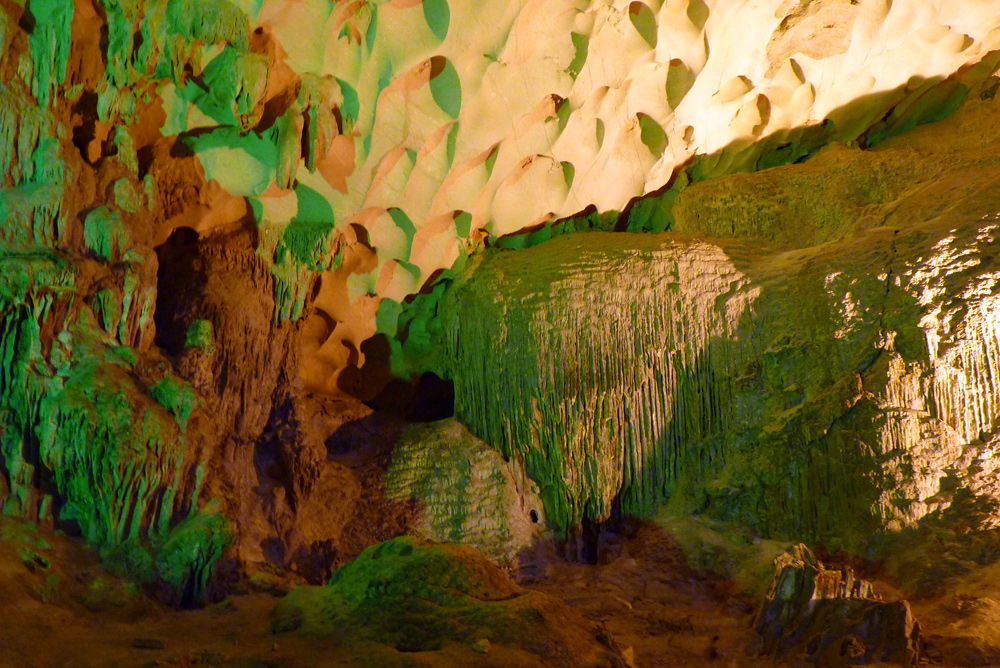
[4, 0, 1000, 608]
[442, 87, 1000, 542]
[384, 419, 546, 563]
[750, 544, 920, 666]
[272, 536, 628, 666]
[5, 0, 1000, 399]
[0, 224, 231, 603]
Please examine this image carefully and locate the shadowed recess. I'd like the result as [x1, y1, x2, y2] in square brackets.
[428, 56, 461, 119]
[423, 0, 449, 42]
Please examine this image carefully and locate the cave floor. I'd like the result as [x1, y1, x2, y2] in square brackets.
[0, 517, 988, 668]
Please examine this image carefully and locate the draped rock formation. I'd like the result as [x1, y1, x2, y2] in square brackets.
[444, 89, 1000, 544]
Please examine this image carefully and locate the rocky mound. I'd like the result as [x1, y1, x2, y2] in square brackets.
[271, 536, 628, 667]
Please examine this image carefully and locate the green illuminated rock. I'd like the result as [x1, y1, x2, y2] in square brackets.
[0, 183, 64, 249]
[184, 320, 215, 353]
[272, 537, 523, 645]
[443, 185, 1000, 547]
[0, 239, 226, 601]
[154, 510, 232, 603]
[83, 207, 128, 262]
[272, 536, 626, 664]
[2, 0, 1000, 616]
[165, 0, 249, 50]
[384, 419, 545, 563]
[26, 0, 74, 106]
[0, 85, 56, 187]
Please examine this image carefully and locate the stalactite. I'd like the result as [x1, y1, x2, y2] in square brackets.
[445, 220, 1000, 544]
[0, 85, 56, 188]
[0, 247, 227, 598]
[26, 0, 74, 108]
[445, 234, 759, 534]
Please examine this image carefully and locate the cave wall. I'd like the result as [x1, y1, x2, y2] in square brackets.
[443, 89, 1000, 546]
[2, 0, 1000, 591]
[7, 0, 998, 397]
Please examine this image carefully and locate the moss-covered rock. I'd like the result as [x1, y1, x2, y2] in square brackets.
[384, 419, 546, 563]
[442, 182, 1000, 547]
[0, 248, 227, 603]
[272, 536, 626, 665]
[655, 514, 790, 599]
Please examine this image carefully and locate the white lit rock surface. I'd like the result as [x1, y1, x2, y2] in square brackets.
[2, 0, 992, 392]
[6, 0, 1000, 664]
[267, 0, 1000, 392]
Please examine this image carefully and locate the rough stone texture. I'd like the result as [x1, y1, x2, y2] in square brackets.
[384, 419, 546, 563]
[5, 0, 999, 398]
[909, 556, 1000, 667]
[0, 239, 230, 602]
[272, 536, 628, 667]
[443, 87, 1000, 542]
[240, 395, 425, 583]
[3, 0, 1000, 607]
[750, 544, 921, 666]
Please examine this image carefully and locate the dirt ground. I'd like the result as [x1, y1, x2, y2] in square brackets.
[0, 516, 992, 668]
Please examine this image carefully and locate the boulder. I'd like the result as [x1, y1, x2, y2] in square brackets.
[384, 419, 546, 562]
[271, 536, 627, 667]
[750, 544, 920, 666]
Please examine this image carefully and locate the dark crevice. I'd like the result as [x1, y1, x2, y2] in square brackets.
[136, 144, 155, 178]
[70, 91, 100, 163]
[131, 29, 144, 62]
[18, 2, 35, 34]
[153, 226, 203, 355]
[300, 107, 313, 169]
[860, 228, 900, 380]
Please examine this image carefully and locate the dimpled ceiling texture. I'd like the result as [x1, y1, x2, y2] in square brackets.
[161, 0, 1000, 395]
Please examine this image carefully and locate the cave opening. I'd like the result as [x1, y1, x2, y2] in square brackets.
[153, 226, 204, 356]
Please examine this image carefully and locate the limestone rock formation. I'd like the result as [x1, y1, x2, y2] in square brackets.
[5, 0, 998, 401]
[442, 86, 1000, 543]
[384, 419, 546, 563]
[271, 536, 628, 666]
[4, 0, 1000, 611]
[750, 544, 921, 666]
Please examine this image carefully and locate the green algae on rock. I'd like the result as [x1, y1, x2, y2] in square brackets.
[442, 201, 1000, 547]
[272, 536, 628, 665]
[0, 283, 230, 596]
[272, 537, 524, 647]
[153, 509, 232, 604]
[384, 419, 546, 563]
[0, 219, 227, 602]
